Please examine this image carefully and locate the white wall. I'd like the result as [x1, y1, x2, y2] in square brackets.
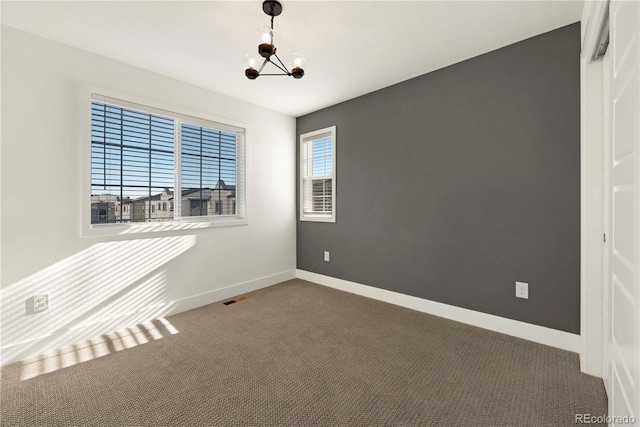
[0, 27, 297, 366]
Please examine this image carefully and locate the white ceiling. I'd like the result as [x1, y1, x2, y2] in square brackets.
[2, 1, 583, 117]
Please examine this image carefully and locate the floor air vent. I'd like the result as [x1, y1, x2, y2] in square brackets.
[222, 296, 248, 306]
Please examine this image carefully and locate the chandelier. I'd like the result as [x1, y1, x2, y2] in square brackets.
[244, 1, 305, 79]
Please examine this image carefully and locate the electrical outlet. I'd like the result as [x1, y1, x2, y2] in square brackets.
[324, 251, 330, 262]
[34, 294, 50, 313]
[515, 282, 528, 299]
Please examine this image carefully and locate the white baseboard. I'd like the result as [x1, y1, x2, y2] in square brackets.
[168, 269, 296, 314]
[0, 269, 296, 367]
[296, 269, 580, 353]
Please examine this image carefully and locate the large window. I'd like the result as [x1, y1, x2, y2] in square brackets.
[300, 126, 336, 222]
[90, 94, 245, 226]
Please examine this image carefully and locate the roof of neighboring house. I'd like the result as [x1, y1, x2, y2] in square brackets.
[91, 194, 133, 203]
[133, 193, 165, 202]
[130, 181, 236, 202]
[215, 180, 236, 191]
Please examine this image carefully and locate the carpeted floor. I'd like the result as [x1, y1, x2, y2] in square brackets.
[1, 279, 607, 426]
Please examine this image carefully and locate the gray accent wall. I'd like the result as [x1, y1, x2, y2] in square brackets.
[296, 23, 581, 334]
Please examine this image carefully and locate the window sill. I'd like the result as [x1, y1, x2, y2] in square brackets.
[300, 215, 335, 223]
[83, 217, 248, 237]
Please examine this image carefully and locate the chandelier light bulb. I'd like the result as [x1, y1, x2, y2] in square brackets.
[258, 27, 273, 44]
[244, 54, 258, 70]
[290, 54, 305, 79]
[244, 55, 260, 79]
[292, 54, 304, 68]
[257, 26, 276, 58]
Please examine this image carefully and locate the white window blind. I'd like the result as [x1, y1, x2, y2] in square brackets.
[90, 94, 245, 225]
[300, 126, 336, 222]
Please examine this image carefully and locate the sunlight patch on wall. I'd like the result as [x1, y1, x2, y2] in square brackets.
[0, 235, 195, 365]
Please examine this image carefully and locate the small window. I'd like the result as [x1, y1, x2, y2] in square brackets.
[300, 126, 336, 222]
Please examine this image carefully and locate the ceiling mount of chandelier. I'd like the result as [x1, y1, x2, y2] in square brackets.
[244, 0, 305, 80]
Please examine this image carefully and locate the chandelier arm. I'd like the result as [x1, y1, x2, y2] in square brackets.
[268, 61, 291, 75]
[271, 54, 292, 76]
[257, 58, 270, 73]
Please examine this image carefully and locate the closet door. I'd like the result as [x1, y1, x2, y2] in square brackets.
[607, 0, 640, 423]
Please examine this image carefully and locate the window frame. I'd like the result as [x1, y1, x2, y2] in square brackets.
[299, 126, 336, 223]
[82, 86, 249, 236]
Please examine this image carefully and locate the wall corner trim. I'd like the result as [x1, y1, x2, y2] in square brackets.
[296, 269, 580, 353]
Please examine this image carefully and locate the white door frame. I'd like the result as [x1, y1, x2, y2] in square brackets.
[602, 46, 611, 395]
[580, 0, 607, 378]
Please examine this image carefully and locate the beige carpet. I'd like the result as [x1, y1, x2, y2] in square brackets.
[1, 279, 607, 426]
